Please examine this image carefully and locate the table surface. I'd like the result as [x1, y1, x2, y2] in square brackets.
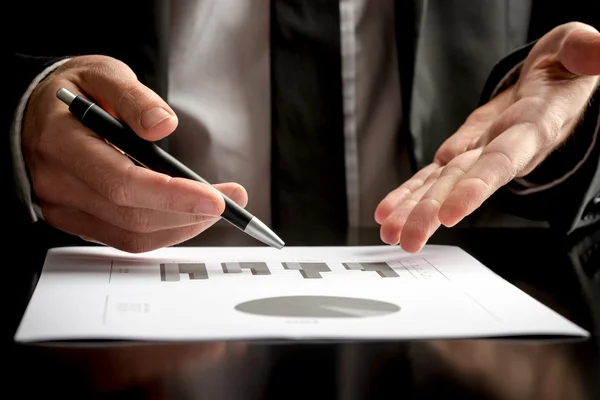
[5, 221, 600, 400]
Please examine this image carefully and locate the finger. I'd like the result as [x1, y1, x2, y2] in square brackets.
[67, 55, 178, 141]
[559, 28, 600, 76]
[374, 163, 440, 224]
[213, 182, 248, 207]
[400, 149, 482, 253]
[42, 205, 221, 253]
[35, 165, 246, 232]
[48, 118, 243, 215]
[379, 172, 441, 245]
[439, 123, 539, 227]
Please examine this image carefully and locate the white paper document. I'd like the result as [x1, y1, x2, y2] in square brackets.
[15, 245, 588, 342]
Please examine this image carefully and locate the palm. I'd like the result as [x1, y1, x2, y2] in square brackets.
[375, 22, 600, 253]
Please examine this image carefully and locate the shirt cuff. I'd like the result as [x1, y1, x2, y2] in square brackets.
[10, 57, 72, 222]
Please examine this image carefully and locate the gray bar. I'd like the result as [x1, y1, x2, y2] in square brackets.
[179, 263, 208, 280]
[222, 262, 241, 273]
[343, 262, 398, 278]
[160, 263, 208, 281]
[160, 263, 180, 282]
[221, 262, 270, 275]
[241, 262, 271, 275]
[283, 262, 331, 279]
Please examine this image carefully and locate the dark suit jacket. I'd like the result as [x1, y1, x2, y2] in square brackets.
[4, 0, 600, 238]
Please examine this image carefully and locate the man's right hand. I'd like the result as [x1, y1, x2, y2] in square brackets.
[22, 55, 248, 253]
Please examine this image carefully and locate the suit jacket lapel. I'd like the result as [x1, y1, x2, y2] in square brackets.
[394, 0, 424, 173]
[404, 0, 531, 169]
[147, 0, 170, 100]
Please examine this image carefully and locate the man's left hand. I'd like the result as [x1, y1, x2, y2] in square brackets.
[375, 21, 600, 252]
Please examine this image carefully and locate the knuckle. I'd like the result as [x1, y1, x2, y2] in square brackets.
[118, 207, 151, 233]
[392, 187, 411, 200]
[519, 120, 541, 137]
[406, 195, 421, 205]
[157, 185, 181, 212]
[80, 56, 137, 81]
[101, 164, 138, 206]
[484, 150, 513, 170]
[457, 178, 490, 198]
[424, 169, 442, 185]
[116, 83, 145, 114]
[542, 110, 564, 143]
[405, 178, 423, 189]
[421, 197, 443, 209]
[28, 131, 58, 164]
[31, 173, 55, 202]
[399, 186, 413, 198]
[472, 176, 492, 191]
[440, 164, 466, 178]
[524, 116, 560, 149]
[51, 61, 80, 82]
[118, 232, 154, 254]
[100, 175, 130, 206]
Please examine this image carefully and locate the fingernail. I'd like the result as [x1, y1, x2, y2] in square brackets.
[141, 107, 171, 130]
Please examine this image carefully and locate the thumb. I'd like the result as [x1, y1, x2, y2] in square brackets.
[558, 27, 600, 76]
[73, 55, 178, 141]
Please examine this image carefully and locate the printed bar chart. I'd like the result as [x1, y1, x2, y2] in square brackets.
[282, 262, 331, 279]
[221, 262, 271, 275]
[155, 260, 431, 282]
[160, 263, 208, 281]
[342, 262, 399, 277]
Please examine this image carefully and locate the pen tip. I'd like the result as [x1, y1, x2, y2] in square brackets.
[56, 88, 75, 105]
[270, 235, 285, 250]
[244, 218, 285, 250]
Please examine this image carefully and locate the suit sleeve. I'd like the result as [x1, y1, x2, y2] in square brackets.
[479, 41, 600, 234]
[5, 53, 71, 226]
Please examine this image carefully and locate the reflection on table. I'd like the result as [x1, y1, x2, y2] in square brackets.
[6, 222, 600, 399]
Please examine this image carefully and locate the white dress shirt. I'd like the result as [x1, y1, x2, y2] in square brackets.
[167, 0, 412, 227]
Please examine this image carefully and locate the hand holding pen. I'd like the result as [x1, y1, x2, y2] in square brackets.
[21, 55, 283, 252]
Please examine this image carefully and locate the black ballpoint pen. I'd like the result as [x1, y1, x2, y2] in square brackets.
[56, 88, 285, 249]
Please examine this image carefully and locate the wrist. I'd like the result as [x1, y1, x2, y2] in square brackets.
[10, 57, 72, 222]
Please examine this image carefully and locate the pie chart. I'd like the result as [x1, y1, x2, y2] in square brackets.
[234, 295, 400, 318]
